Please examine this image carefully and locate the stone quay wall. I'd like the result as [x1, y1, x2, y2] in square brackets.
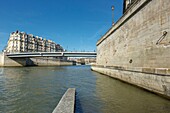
[30, 58, 73, 66]
[92, 0, 170, 98]
[91, 66, 170, 99]
[97, 0, 170, 69]
[0, 53, 73, 67]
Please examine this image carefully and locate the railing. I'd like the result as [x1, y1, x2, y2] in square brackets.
[6, 52, 97, 58]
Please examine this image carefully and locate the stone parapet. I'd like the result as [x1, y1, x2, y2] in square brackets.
[97, 0, 151, 46]
[52, 88, 75, 113]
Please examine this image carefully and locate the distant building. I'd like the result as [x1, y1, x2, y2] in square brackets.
[68, 57, 96, 65]
[5, 30, 64, 53]
[123, 0, 136, 13]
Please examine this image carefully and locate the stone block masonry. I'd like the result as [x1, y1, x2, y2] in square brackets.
[92, 0, 170, 99]
[97, 0, 170, 69]
[0, 53, 73, 67]
[52, 88, 75, 113]
[91, 66, 170, 99]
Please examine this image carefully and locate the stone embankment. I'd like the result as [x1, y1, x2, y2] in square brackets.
[92, 0, 170, 99]
[91, 65, 170, 99]
[0, 53, 73, 67]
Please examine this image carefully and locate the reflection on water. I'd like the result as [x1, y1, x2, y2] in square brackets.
[0, 68, 3, 75]
[96, 74, 170, 113]
[0, 66, 170, 113]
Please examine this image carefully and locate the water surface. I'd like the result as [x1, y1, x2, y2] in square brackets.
[0, 66, 170, 113]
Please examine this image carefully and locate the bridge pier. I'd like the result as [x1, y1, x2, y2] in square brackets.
[0, 53, 4, 66]
[0, 53, 73, 67]
[0, 52, 96, 67]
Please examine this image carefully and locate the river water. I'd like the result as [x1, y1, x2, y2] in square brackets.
[0, 66, 170, 113]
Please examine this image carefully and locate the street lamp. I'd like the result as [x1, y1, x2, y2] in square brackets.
[111, 6, 114, 25]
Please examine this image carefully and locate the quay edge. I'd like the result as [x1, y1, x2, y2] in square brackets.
[91, 65, 170, 99]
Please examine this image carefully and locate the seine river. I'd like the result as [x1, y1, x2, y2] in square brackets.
[0, 66, 170, 113]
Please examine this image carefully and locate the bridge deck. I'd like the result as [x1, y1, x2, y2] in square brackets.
[6, 52, 97, 58]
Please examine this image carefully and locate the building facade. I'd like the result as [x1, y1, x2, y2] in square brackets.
[5, 31, 64, 53]
[123, 0, 137, 13]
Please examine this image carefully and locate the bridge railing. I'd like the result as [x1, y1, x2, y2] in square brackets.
[5, 52, 97, 58]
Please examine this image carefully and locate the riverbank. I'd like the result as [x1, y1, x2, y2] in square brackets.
[0, 52, 73, 67]
[91, 65, 170, 99]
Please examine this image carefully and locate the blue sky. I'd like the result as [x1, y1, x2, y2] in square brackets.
[0, 0, 123, 51]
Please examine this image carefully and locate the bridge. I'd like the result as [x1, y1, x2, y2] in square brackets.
[6, 52, 97, 58]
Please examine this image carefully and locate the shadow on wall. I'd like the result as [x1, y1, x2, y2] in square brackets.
[10, 58, 38, 66]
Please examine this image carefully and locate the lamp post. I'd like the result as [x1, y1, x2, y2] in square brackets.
[111, 6, 114, 25]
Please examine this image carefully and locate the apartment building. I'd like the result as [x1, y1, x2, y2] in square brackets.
[5, 30, 64, 53]
[123, 0, 136, 13]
